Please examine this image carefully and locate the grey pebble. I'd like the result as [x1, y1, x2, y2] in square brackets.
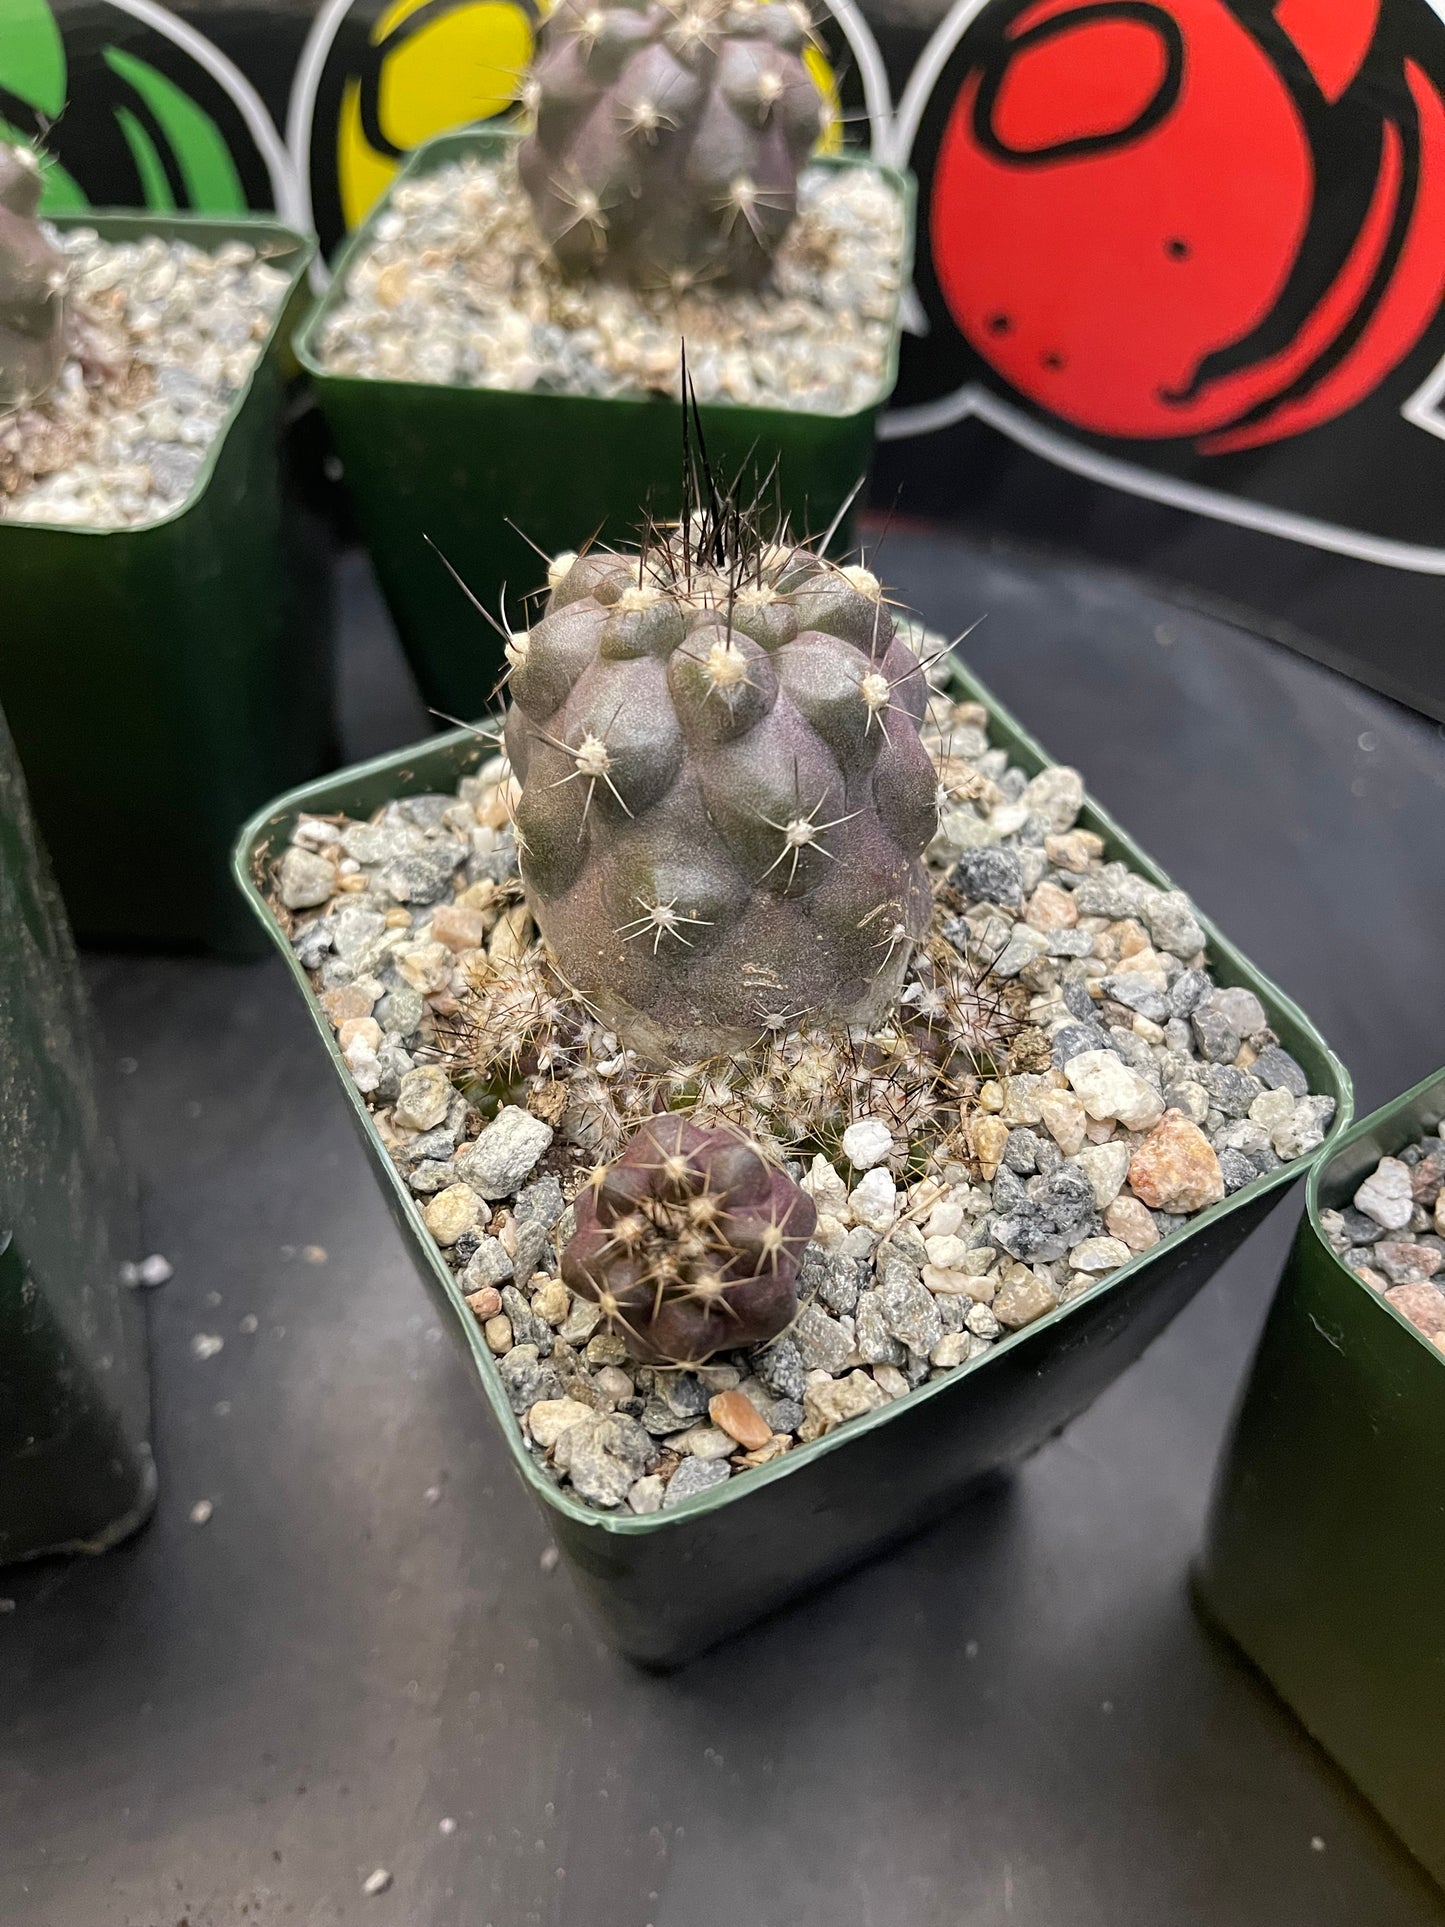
[1051, 1022, 1117, 1067]
[662, 1459, 731, 1508]
[498, 1345, 562, 1415]
[1191, 1006, 1240, 1064]
[1101, 974, 1168, 1023]
[1251, 1044, 1310, 1098]
[461, 1238, 514, 1290]
[951, 847, 1023, 908]
[514, 1175, 566, 1230]
[1167, 968, 1210, 1019]
[408, 1159, 457, 1194]
[753, 1337, 805, 1402]
[792, 1302, 854, 1374]
[1217, 1149, 1257, 1193]
[1201, 1064, 1263, 1118]
[877, 1271, 942, 1355]
[456, 1106, 554, 1198]
[1002, 1128, 1042, 1174]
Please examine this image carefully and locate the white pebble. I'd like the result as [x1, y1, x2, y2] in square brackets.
[362, 1868, 392, 1897]
[842, 1119, 893, 1170]
[848, 1166, 898, 1232]
[1354, 1157, 1413, 1230]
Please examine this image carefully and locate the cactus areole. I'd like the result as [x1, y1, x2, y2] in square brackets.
[563, 1114, 816, 1362]
[504, 483, 938, 1062]
[517, 0, 824, 290]
[0, 144, 68, 409]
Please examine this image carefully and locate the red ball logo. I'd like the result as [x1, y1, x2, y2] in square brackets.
[930, 0, 1445, 450]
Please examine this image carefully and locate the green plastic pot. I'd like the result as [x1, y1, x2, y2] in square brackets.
[296, 126, 915, 720]
[1195, 1068, 1445, 1887]
[234, 654, 1351, 1665]
[0, 703, 154, 1564]
[0, 212, 334, 959]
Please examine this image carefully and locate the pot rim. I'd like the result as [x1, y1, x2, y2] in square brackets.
[234, 649, 1353, 1533]
[293, 121, 916, 424]
[1305, 1063, 1445, 1364]
[3, 210, 314, 542]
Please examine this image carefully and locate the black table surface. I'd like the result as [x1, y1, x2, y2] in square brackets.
[4, 526, 1444, 1927]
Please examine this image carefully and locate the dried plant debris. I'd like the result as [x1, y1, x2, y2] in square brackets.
[315, 151, 904, 414]
[0, 230, 290, 527]
[1321, 1125, 1445, 1351]
[274, 662, 1336, 1513]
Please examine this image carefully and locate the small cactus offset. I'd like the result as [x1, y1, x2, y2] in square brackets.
[517, 0, 824, 291]
[0, 144, 68, 409]
[503, 474, 938, 1062]
[562, 1114, 815, 1363]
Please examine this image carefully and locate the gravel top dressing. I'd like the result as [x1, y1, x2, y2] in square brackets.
[266, 651, 1338, 1516]
[1321, 1128, 1445, 1350]
[0, 231, 291, 528]
[314, 153, 906, 415]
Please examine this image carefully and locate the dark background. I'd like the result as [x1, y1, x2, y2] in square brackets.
[3, 527, 1443, 1927]
[16, 0, 1445, 718]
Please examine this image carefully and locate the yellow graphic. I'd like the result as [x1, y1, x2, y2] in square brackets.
[338, 0, 535, 229]
[806, 43, 844, 155]
[336, 0, 844, 232]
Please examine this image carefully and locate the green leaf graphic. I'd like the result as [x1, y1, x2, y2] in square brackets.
[114, 105, 175, 210]
[0, 0, 66, 117]
[103, 45, 245, 212]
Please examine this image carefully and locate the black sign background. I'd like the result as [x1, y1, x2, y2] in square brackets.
[8, 0, 1445, 719]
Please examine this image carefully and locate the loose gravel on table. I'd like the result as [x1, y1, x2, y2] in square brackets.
[315, 153, 905, 414]
[0, 232, 291, 528]
[273, 658, 1337, 1516]
[1321, 1127, 1445, 1349]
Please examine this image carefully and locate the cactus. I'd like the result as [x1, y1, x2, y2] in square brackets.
[0, 144, 68, 409]
[562, 1114, 815, 1362]
[517, 0, 824, 291]
[502, 471, 939, 1063]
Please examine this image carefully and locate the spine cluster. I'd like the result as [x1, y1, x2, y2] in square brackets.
[561, 1114, 816, 1363]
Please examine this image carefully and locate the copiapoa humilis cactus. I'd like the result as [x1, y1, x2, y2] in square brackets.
[0, 143, 68, 409]
[562, 1113, 815, 1362]
[501, 417, 938, 1064]
[517, 0, 824, 291]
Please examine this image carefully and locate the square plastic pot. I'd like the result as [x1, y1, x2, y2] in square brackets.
[296, 126, 915, 720]
[0, 705, 154, 1564]
[1195, 1067, 1445, 1888]
[0, 212, 335, 958]
[235, 656, 1350, 1666]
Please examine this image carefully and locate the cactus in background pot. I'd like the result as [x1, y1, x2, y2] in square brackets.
[502, 465, 938, 1063]
[0, 144, 68, 409]
[517, 0, 824, 290]
[562, 1114, 815, 1362]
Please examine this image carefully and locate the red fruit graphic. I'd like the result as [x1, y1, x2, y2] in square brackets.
[930, 0, 1445, 450]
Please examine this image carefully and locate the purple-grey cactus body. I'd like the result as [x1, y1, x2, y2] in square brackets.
[517, 0, 823, 290]
[562, 1114, 815, 1363]
[504, 527, 938, 1062]
[0, 144, 67, 409]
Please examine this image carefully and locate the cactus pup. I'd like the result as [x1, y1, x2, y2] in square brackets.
[518, 0, 824, 291]
[562, 1114, 815, 1362]
[0, 143, 68, 409]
